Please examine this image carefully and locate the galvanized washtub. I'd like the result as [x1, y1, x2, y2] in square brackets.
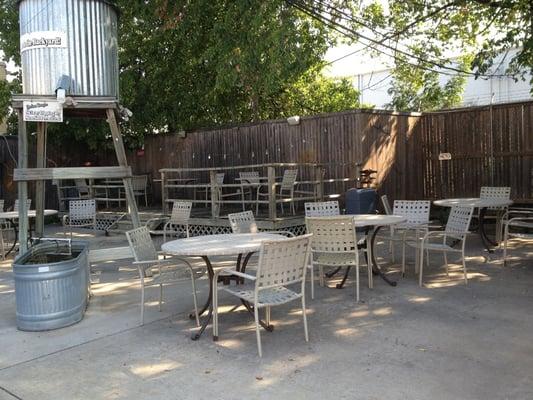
[18, 0, 119, 97]
[13, 240, 90, 331]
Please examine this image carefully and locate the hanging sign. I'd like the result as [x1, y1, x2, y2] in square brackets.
[20, 31, 67, 52]
[23, 101, 63, 122]
[438, 153, 452, 161]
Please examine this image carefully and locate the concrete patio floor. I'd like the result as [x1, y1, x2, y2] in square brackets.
[0, 224, 532, 399]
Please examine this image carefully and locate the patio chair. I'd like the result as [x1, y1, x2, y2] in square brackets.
[404, 206, 474, 287]
[305, 216, 372, 302]
[304, 201, 340, 299]
[62, 199, 97, 239]
[131, 175, 149, 207]
[126, 226, 204, 326]
[478, 186, 511, 242]
[256, 169, 298, 215]
[75, 179, 91, 199]
[502, 208, 533, 265]
[239, 171, 260, 210]
[345, 188, 377, 215]
[213, 234, 313, 357]
[163, 200, 192, 242]
[228, 210, 259, 233]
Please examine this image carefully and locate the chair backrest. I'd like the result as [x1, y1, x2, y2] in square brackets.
[131, 175, 148, 191]
[169, 201, 192, 225]
[445, 206, 474, 240]
[381, 195, 392, 215]
[305, 216, 358, 254]
[304, 201, 340, 217]
[75, 179, 90, 196]
[345, 188, 377, 215]
[0, 199, 4, 212]
[69, 199, 96, 221]
[14, 199, 32, 212]
[215, 173, 225, 185]
[280, 169, 298, 190]
[126, 226, 158, 262]
[392, 200, 430, 225]
[480, 186, 511, 209]
[255, 234, 312, 290]
[228, 210, 258, 233]
[239, 171, 260, 185]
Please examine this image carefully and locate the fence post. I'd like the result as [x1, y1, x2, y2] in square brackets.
[315, 165, 324, 201]
[210, 169, 219, 218]
[161, 171, 167, 214]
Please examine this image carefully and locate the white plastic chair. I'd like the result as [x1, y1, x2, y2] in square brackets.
[502, 208, 533, 265]
[228, 210, 259, 233]
[75, 179, 91, 199]
[163, 201, 192, 242]
[63, 199, 97, 239]
[305, 216, 372, 302]
[405, 206, 474, 287]
[256, 169, 298, 215]
[239, 171, 260, 210]
[131, 175, 148, 206]
[304, 201, 340, 298]
[213, 234, 312, 357]
[479, 186, 511, 242]
[126, 226, 204, 326]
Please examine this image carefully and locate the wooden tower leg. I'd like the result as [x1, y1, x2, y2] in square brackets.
[35, 122, 47, 237]
[17, 110, 29, 254]
[106, 109, 140, 228]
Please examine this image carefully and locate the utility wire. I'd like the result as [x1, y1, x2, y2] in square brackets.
[290, 0, 511, 79]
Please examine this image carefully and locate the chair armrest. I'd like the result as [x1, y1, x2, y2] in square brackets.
[507, 217, 533, 228]
[272, 230, 294, 237]
[219, 268, 256, 281]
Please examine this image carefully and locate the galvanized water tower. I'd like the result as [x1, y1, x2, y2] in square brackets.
[12, 0, 140, 253]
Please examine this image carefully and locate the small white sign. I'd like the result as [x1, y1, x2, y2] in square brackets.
[20, 31, 67, 52]
[23, 101, 63, 123]
[438, 153, 452, 161]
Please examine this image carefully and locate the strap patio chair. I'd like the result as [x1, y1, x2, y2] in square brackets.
[63, 199, 97, 239]
[75, 179, 91, 199]
[304, 201, 340, 299]
[213, 234, 313, 357]
[126, 226, 204, 326]
[163, 200, 192, 242]
[478, 186, 511, 242]
[502, 208, 533, 265]
[239, 171, 260, 210]
[305, 216, 372, 302]
[256, 169, 298, 215]
[404, 206, 474, 287]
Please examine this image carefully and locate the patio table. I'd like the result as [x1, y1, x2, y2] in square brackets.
[161, 232, 287, 341]
[433, 198, 513, 253]
[309, 214, 407, 287]
[0, 209, 59, 256]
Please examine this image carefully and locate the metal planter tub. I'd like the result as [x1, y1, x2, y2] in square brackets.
[13, 240, 90, 331]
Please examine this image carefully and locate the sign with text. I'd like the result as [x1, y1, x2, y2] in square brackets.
[20, 31, 67, 52]
[438, 153, 452, 161]
[23, 101, 63, 123]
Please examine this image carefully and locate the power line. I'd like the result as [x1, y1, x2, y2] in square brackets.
[290, 0, 511, 79]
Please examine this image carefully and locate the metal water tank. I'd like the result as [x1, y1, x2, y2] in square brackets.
[18, 0, 119, 97]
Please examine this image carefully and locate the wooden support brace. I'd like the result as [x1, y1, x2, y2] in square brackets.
[17, 110, 29, 254]
[35, 122, 47, 237]
[267, 166, 277, 220]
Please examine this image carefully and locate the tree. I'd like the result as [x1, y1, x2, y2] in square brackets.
[0, 0, 361, 148]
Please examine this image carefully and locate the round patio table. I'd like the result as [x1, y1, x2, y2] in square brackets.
[308, 214, 407, 287]
[161, 232, 287, 341]
[433, 198, 513, 253]
[0, 209, 59, 256]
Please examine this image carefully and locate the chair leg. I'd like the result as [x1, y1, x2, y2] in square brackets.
[190, 270, 200, 327]
[418, 246, 425, 287]
[254, 306, 263, 357]
[462, 249, 468, 285]
[503, 224, 509, 265]
[302, 296, 309, 342]
[0, 229, 4, 261]
[367, 244, 373, 289]
[309, 264, 315, 300]
[140, 284, 145, 326]
[159, 284, 163, 311]
[213, 280, 219, 338]
[401, 241, 406, 276]
[319, 265, 324, 287]
[354, 265, 360, 302]
[443, 251, 449, 276]
[265, 306, 271, 327]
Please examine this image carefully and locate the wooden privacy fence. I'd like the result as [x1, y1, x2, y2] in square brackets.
[1, 101, 533, 209]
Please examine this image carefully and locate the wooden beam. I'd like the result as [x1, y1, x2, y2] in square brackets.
[14, 166, 132, 182]
[34, 122, 47, 236]
[209, 170, 219, 218]
[267, 166, 277, 220]
[106, 108, 140, 228]
[17, 110, 29, 254]
[11, 94, 119, 110]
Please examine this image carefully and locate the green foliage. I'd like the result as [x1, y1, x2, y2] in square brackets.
[0, 0, 360, 149]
